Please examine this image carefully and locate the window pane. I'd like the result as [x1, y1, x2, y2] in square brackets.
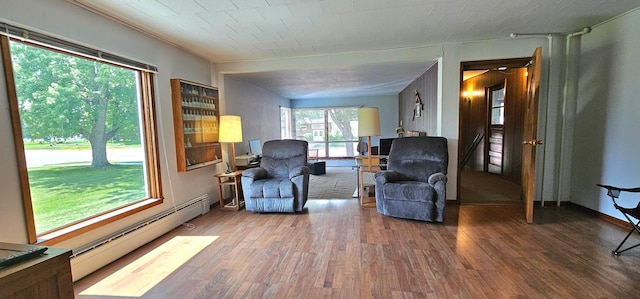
[491, 88, 504, 108]
[294, 109, 325, 141]
[308, 142, 326, 157]
[491, 107, 504, 125]
[328, 141, 357, 158]
[10, 41, 148, 234]
[327, 108, 358, 142]
[490, 87, 505, 125]
[280, 107, 292, 139]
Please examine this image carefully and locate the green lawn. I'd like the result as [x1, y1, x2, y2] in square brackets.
[28, 163, 146, 233]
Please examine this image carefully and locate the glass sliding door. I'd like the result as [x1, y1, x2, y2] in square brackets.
[286, 107, 358, 158]
[327, 108, 358, 157]
[293, 108, 326, 156]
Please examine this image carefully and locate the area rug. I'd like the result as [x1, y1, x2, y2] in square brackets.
[308, 166, 376, 199]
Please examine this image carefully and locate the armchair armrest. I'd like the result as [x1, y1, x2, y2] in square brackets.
[242, 167, 267, 180]
[375, 170, 404, 184]
[289, 165, 309, 179]
[428, 172, 447, 187]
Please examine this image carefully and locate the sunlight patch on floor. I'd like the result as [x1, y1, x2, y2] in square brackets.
[79, 235, 218, 297]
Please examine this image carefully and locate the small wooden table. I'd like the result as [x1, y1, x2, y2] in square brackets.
[215, 170, 244, 211]
[358, 165, 381, 208]
[0, 243, 73, 298]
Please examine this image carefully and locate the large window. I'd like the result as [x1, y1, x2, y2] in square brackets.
[280, 106, 292, 139]
[1, 30, 162, 244]
[287, 107, 358, 158]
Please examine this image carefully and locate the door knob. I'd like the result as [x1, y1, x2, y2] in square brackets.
[522, 140, 543, 146]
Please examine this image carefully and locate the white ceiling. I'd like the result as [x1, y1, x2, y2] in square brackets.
[70, 0, 640, 99]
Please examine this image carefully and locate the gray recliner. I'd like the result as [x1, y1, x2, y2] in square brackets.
[241, 139, 309, 213]
[375, 137, 448, 222]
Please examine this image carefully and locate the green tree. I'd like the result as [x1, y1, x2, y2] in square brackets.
[328, 108, 357, 156]
[10, 41, 139, 167]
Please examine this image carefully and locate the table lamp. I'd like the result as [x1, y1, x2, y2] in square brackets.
[219, 115, 243, 172]
[357, 107, 380, 166]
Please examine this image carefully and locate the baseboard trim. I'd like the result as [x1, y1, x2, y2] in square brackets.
[564, 201, 630, 229]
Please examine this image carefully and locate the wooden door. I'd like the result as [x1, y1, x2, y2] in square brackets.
[522, 47, 542, 223]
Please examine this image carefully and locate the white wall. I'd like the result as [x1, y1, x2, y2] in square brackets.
[571, 8, 640, 219]
[0, 0, 225, 274]
[222, 76, 289, 155]
[291, 95, 399, 146]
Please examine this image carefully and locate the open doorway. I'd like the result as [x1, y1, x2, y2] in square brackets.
[458, 58, 531, 204]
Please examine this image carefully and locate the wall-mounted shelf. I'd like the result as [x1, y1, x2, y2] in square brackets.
[171, 79, 222, 172]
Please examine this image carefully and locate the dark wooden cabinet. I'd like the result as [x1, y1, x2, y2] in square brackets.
[0, 244, 73, 299]
[171, 79, 222, 172]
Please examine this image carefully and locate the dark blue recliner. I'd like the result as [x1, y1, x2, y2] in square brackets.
[241, 139, 309, 213]
[375, 137, 448, 222]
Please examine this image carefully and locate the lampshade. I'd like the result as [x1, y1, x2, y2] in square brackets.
[358, 107, 380, 137]
[218, 115, 243, 143]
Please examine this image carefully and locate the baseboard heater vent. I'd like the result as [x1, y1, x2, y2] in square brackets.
[70, 194, 209, 259]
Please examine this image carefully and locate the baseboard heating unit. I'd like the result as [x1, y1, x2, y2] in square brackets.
[70, 194, 210, 281]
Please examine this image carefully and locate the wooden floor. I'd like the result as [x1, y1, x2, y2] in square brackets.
[74, 200, 640, 298]
[459, 170, 522, 204]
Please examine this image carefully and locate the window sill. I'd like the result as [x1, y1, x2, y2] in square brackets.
[36, 198, 163, 245]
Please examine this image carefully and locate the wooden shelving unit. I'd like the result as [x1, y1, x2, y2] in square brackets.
[171, 79, 222, 172]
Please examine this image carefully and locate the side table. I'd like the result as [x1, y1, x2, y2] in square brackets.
[358, 165, 380, 208]
[215, 170, 244, 211]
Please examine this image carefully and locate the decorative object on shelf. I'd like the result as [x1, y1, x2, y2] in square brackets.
[356, 137, 367, 155]
[225, 162, 232, 174]
[406, 130, 426, 137]
[357, 107, 380, 167]
[413, 90, 423, 120]
[219, 115, 243, 172]
[395, 120, 405, 137]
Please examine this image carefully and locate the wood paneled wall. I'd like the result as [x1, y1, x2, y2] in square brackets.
[460, 68, 527, 183]
[399, 63, 438, 135]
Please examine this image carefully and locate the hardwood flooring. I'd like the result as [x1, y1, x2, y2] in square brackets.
[459, 170, 522, 203]
[74, 200, 640, 298]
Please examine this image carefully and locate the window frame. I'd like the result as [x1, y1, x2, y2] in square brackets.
[1, 35, 163, 245]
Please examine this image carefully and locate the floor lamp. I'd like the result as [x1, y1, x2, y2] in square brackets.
[219, 115, 243, 172]
[358, 107, 380, 166]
